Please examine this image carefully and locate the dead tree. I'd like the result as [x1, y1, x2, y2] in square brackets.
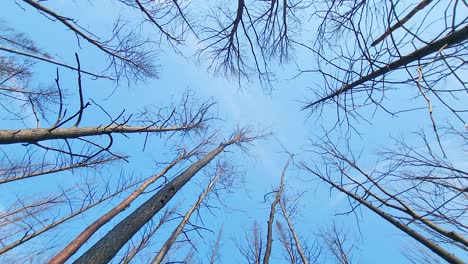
[235, 221, 264, 264]
[48, 141, 208, 264]
[319, 223, 356, 264]
[302, 128, 467, 264]
[199, 0, 308, 89]
[151, 162, 225, 263]
[117, 0, 196, 47]
[0, 175, 139, 255]
[263, 156, 292, 264]
[0, 5, 217, 262]
[73, 130, 257, 264]
[21, 0, 157, 83]
[279, 198, 309, 264]
[299, 0, 467, 147]
[209, 225, 224, 264]
[119, 204, 181, 264]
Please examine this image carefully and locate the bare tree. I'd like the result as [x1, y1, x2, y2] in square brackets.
[2, 0, 466, 262]
[0, 175, 140, 256]
[198, 0, 308, 89]
[117, 0, 196, 47]
[21, 0, 158, 83]
[209, 225, 224, 264]
[49, 141, 208, 264]
[302, 127, 467, 264]
[279, 198, 309, 264]
[298, 0, 467, 151]
[0, 3, 229, 262]
[263, 156, 292, 264]
[125, 208, 180, 263]
[319, 223, 356, 264]
[74, 129, 258, 263]
[151, 161, 226, 263]
[235, 220, 264, 264]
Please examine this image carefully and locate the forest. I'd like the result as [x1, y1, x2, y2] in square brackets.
[0, 0, 466, 263]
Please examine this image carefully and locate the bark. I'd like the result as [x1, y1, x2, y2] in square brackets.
[151, 168, 221, 263]
[263, 157, 291, 264]
[73, 138, 240, 264]
[49, 153, 189, 264]
[0, 125, 194, 145]
[121, 205, 180, 264]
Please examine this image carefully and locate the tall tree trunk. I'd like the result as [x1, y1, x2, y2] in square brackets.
[209, 226, 223, 264]
[73, 137, 241, 264]
[152, 167, 222, 263]
[263, 157, 291, 264]
[49, 151, 190, 264]
[120, 205, 180, 264]
[279, 199, 308, 264]
[304, 25, 468, 109]
[307, 167, 465, 264]
[0, 125, 195, 145]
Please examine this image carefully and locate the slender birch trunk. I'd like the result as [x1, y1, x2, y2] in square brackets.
[263, 157, 291, 264]
[209, 226, 223, 264]
[279, 199, 308, 264]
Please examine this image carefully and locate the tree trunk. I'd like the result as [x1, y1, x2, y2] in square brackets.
[0, 125, 194, 145]
[73, 138, 239, 264]
[152, 167, 221, 263]
[308, 168, 465, 264]
[263, 157, 291, 264]
[49, 152, 189, 264]
[304, 25, 468, 109]
[279, 199, 308, 264]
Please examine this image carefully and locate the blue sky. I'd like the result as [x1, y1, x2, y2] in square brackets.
[0, 1, 466, 263]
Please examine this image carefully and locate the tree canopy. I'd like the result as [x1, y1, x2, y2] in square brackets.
[0, 0, 466, 263]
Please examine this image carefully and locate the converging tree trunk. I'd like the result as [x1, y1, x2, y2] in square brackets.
[0, 180, 138, 255]
[263, 157, 291, 264]
[309, 173, 464, 264]
[279, 199, 308, 264]
[0, 125, 197, 145]
[49, 147, 199, 264]
[152, 165, 223, 263]
[73, 133, 247, 264]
